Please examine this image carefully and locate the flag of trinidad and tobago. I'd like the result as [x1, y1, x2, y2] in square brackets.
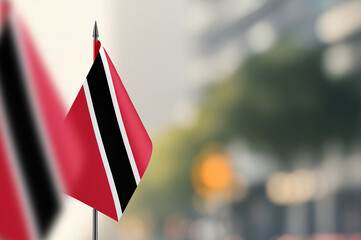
[0, 2, 81, 240]
[64, 41, 153, 221]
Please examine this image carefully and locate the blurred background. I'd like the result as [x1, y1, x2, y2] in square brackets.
[10, 0, 361, 239]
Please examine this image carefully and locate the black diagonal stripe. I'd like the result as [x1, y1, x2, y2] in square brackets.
[87, 53, 136, 212]
[0, 23, 59, 235]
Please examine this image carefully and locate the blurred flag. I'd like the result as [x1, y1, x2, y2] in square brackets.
[65, 44, 152, 220]
[0, 3, 75, 239]
[0, 118, 35, 240]
[0, 0, 9, 27]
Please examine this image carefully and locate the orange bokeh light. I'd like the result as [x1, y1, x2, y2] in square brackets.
[199, 154, 232, 191]
[191, 145, 247, 205]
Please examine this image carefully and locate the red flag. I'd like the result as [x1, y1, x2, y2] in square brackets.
[64, 44, 152, 220]
[0, 4, 79, 239]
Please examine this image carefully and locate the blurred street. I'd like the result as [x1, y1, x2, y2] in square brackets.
[7, 0, 361, 239]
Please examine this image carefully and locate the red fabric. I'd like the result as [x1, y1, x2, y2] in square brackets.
[64, 88, 118, 220]
[104, 49, 152, 178]
[0, 0, 10, 28]
[93, 40, 101, 61]
[0, 118, 32, 240]
[63, 46, 152, 221]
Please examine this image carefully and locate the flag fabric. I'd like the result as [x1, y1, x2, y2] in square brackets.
[0, 117, 34, 240]
[0, 0, 9, 28]
[64, 44, 152, 221]
[0, 6, 73, 240]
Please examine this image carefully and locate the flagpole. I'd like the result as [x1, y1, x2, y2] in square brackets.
[92, 20, 99, 240]
[92, 209, 98, 240]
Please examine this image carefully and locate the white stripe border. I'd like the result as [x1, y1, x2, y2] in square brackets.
[83, 80, 122, 220]
[99, 47, 141, 185]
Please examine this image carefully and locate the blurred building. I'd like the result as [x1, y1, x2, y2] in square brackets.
[185, 0, 353, 89]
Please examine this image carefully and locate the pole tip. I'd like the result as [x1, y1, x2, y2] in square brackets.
[93, 21, 99, 40]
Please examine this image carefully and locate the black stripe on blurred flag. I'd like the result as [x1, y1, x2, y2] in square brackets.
[85, 53, 137, 211]
[0, 22, 59, 236]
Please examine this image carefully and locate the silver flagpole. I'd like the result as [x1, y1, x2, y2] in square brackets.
[92, 208, 98, 240]
[92, 21, 99, 240]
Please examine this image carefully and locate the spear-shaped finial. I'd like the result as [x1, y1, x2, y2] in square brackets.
[93, 21, 99, 41]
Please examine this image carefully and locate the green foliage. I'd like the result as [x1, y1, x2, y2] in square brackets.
[198, 43, 361, 162]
